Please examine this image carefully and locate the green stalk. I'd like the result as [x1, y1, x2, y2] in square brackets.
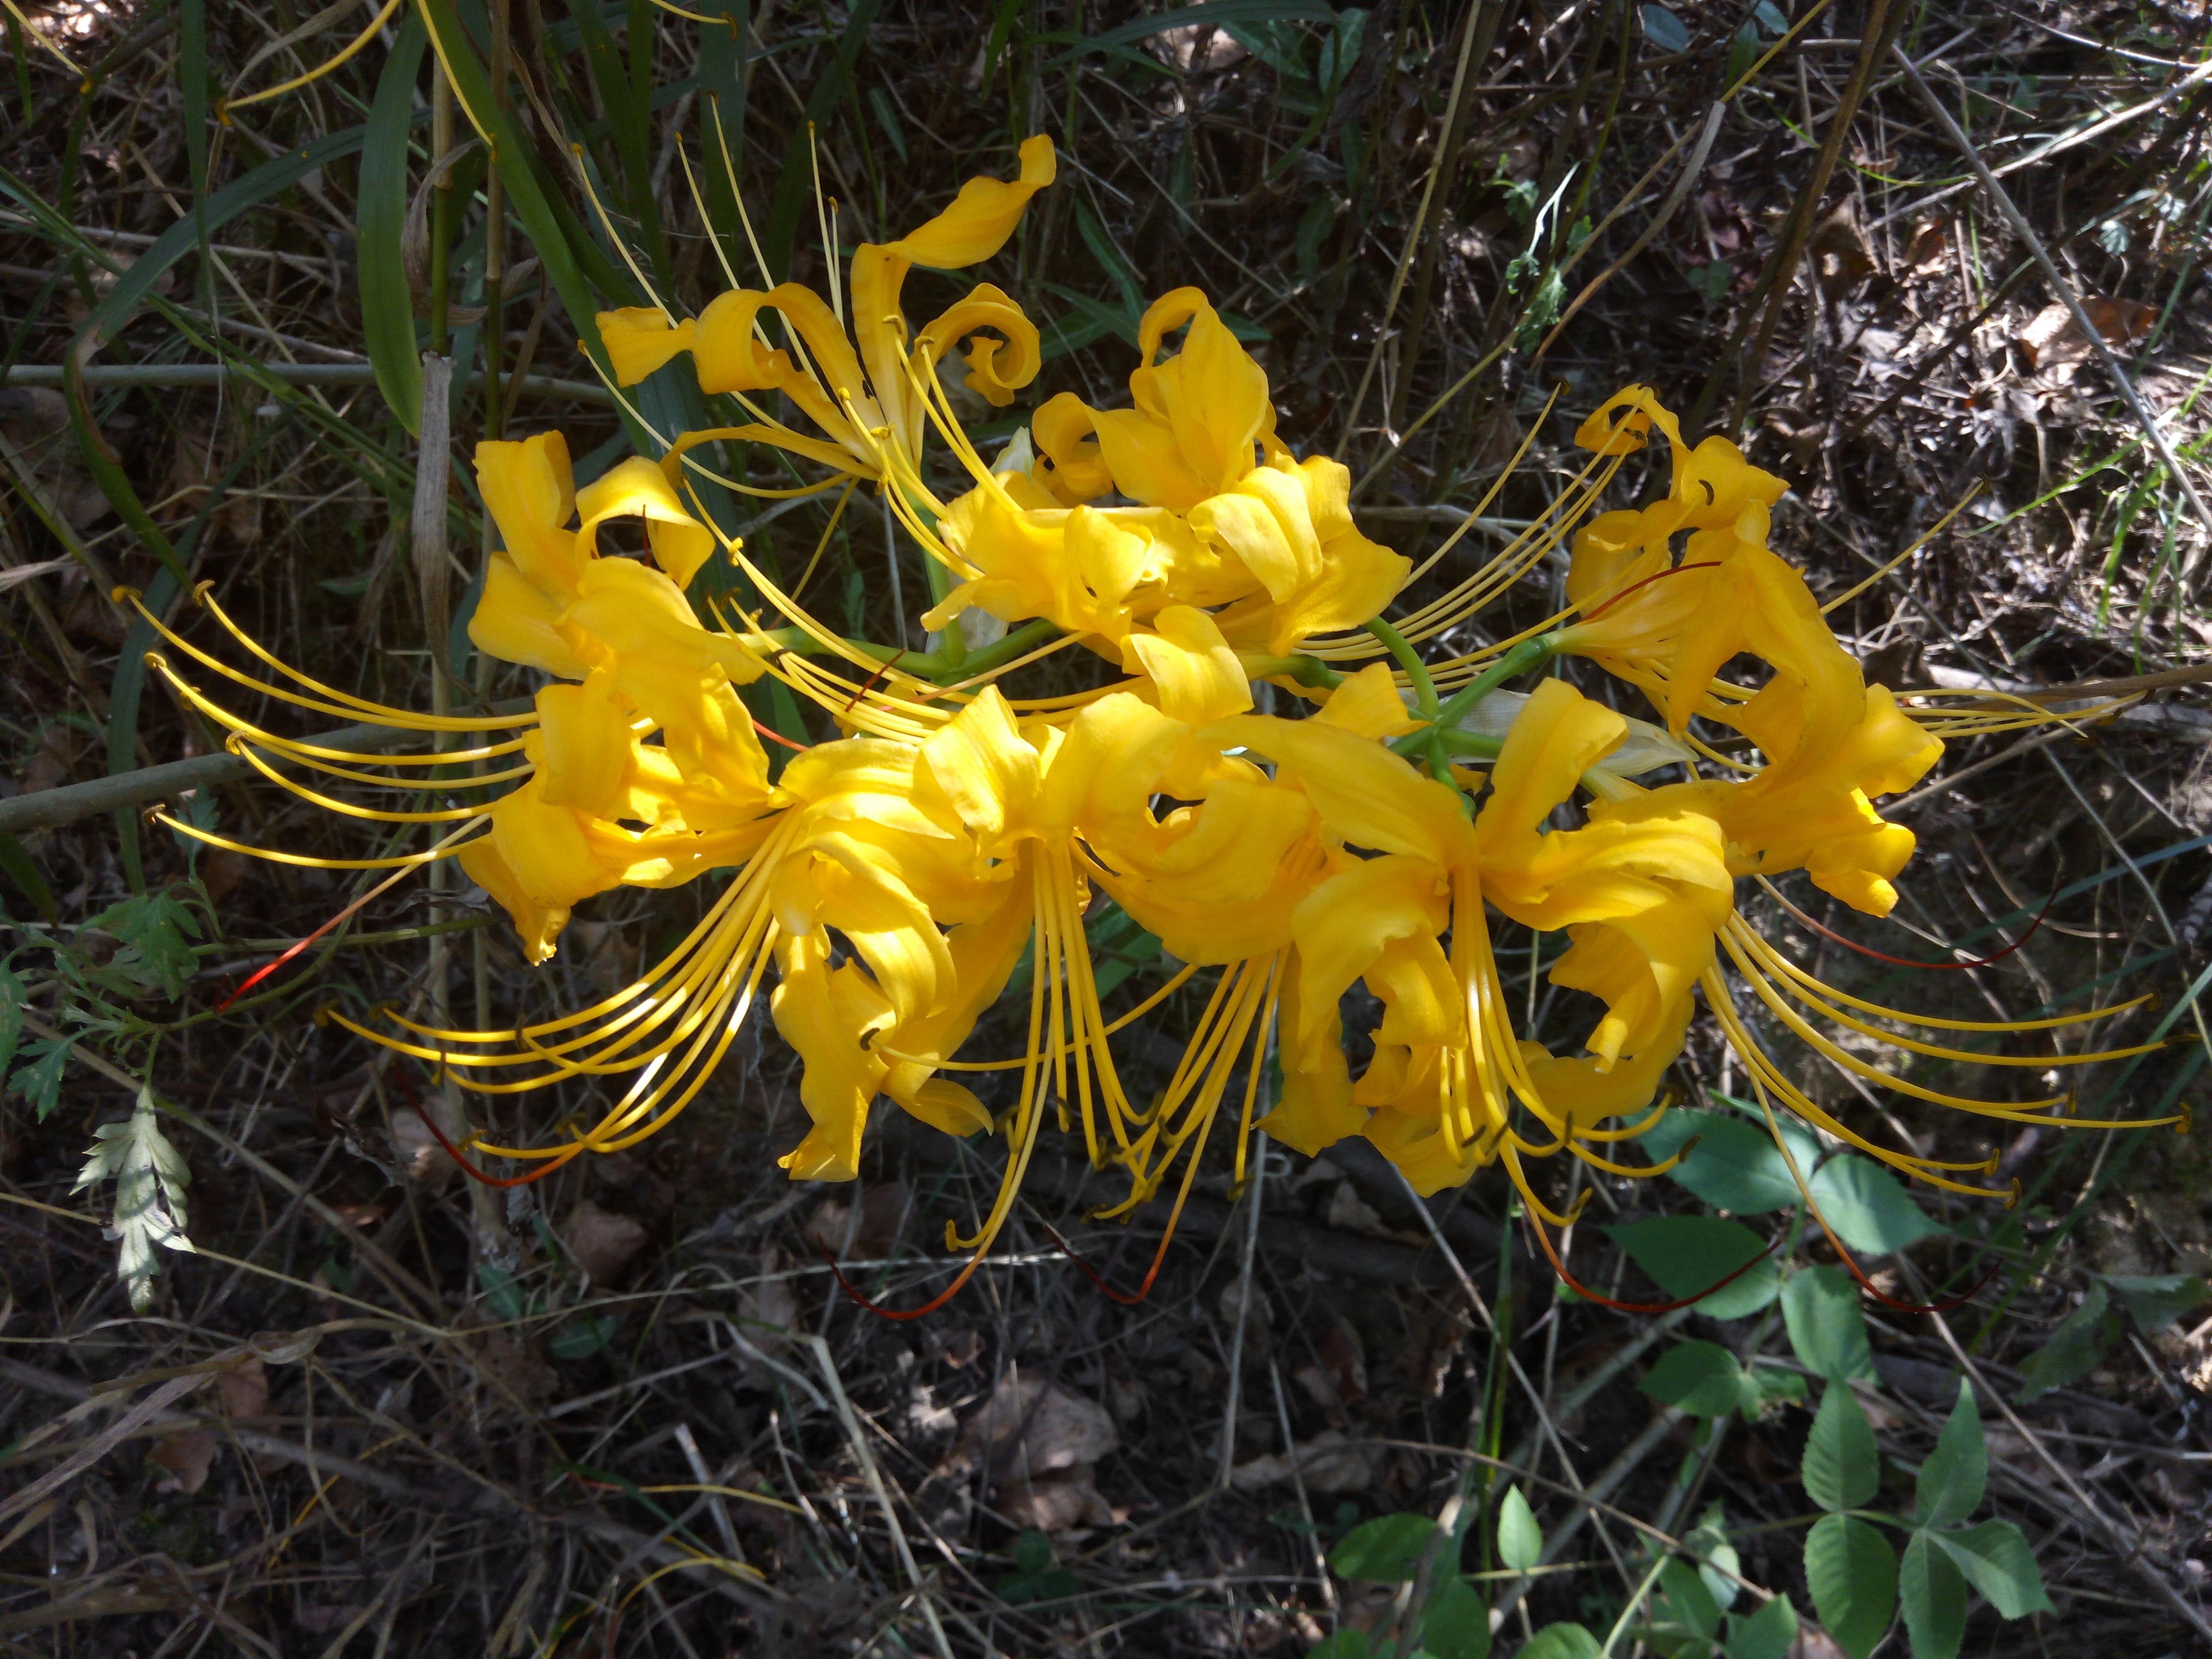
[1364, 617, 1437, 715]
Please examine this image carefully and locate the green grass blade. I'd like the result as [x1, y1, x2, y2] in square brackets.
[361, 14, 430, 433]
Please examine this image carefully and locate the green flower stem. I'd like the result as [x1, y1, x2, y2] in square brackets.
[1364, 617, 1437, 715]
[1430, 634, 1559, 729]
[1240, 653, 1346, 692]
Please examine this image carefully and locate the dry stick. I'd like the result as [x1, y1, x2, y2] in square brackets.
[1, 362, 610, 400]
[1894, 48, 2212, 580]
[0, 696, 535, 837]
[1719, 0, 1906, 439]
[1336, 0, 1491, 453]
[1927, 1312, 2212, 1642]
[1533, 102, 1725, 362]
[1217, 1128, 1270, 1490]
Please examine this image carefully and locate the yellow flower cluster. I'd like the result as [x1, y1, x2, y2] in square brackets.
[141, 137, 2172, 1296]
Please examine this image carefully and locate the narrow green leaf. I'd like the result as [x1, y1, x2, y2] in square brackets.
[1639, 1340, 1749, 1418]
[696, 2, 752, 284]
[1930, 1521, 2052, 1620]
[1899, 1532, 1966, 1659]
[760, 0, 882, 282]
[1496, 1486, 1542, 1573]
[360, 12, 429, 433]
[1329, 1512, 1435, 1582]
[1808, 1154, 1946, 1255]
[0, 834, 57, 923]
[1915, 1379, 1986, 1529]
[1803, 1514, 1896, 1659]
[1803, 1382, 1878, 1513]
[1782, 1264, 1876, 1381]
[1604, 1215, 1779, 1319]
[1723, 1594, 1798, 1659]
[2017, 1281, 2116, 1401]
[421, 2, 627, 343]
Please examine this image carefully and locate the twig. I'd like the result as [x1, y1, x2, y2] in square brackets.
[1894, 48, 2212, 579]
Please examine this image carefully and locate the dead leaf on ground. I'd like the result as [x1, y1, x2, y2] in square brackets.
[737, 1247, 802, 1358]
[1905, 216, 1950, 274]
[145, 1430, 216, 1495]
[950, 1372, 1122, 1535]
[1808, 206, 1874, 299]
[387, 1107, 457, 1187]
[470, 1332, 558, 1406]
[803, 1180, 914, 1259]
[1293, 1317, 1368, 1420]
[216, 1357, 268, 1419]
[1228, 1429, 1380, 1495]
[563, 1199, 650, 1287]
[2018, 297, 2159, 368]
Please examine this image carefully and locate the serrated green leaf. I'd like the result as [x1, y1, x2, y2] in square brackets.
[1640, 1341, 1757, 1418]
[359, 12, 428, 432]
[1930, 1521, 2052, 1619]
[1782, 1265, 1877, 1381]
[85, 890, 202, 1001]
[1803, 1382, 1878, 1513]
[1915, 1379, 1986, 1529]
[0, 962, 26, 1073]
[2107, 1273, 2208, 1330]
[1809, 1154, 1946, 1255]
[1803, 1514, 1896, 1659]
[1330, 1512, 1436, 1581]
[1724, 1594, 1797, 1659]
[1519, 1624, 1600, 1659]
[1899, 1532, 1966, 1659]
[10, 1034, 74, 1121]
[1605, 1216, 1778, 1319]
[2017, 1281, 2116, 1401]
[1657, 1556, 1723, 1641]
[1419, 1575, 1490, 1659]
[1497, 1486, 1542, 1573]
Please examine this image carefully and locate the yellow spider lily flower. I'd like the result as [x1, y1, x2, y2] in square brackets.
[597, 137, 1055, 497]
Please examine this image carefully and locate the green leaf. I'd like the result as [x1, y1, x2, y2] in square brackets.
[1723, 1595, 1798, 1659]
[1604, 1216, 1779, 1319]
[1640, 4, 1690, 52]
[1518, 1624, 1600, 1659]
[10, 1035, 75, 1121]
[85, 889, 202, 1000]
[1330, 1512, 1436, 1581]
[1930, 1521, 2052, 1620]
[1915, 1380, 1987, 1529]
[2107, 1273, 2209, 1330]
[2016, 1281, 2116, 1401]
[0, 961, 26, 1074]
[1899, 1532, 1966, 1659]
[1782, 1265, 1876, 1381]
[1640, 1340, 1755, 1418]
[1306, 1634, 1369, 1659]
[1803, 1514, 1896, 1659]
[359, 11, 428, 433]
[1803, 1382, 1878, 1513]
[1419, 1575, 1490, 1659]
[0, 833, 58, 922]
[1656, 1556, 1723, 1642]
[1808, 1155, 1946, 1255]
[1496, 1486, 1542, 1574]
[1637, 1110, 1806, 1215]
